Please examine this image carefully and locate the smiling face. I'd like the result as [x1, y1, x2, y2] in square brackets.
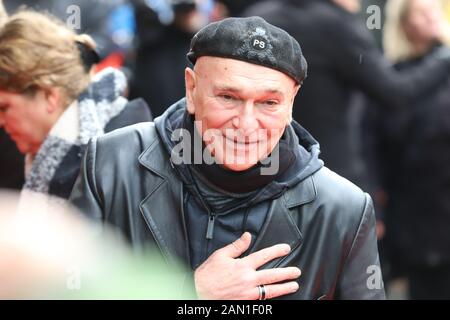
[185, 56, 300, 172]
[0, 88, 64, 155]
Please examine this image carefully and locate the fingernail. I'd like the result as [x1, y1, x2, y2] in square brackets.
[282, 244, 291, 254]
[291, 282, 299, 292]
[294, 268, 301, 277]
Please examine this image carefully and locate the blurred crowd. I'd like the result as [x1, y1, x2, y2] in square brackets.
[1, 0, 450, 299]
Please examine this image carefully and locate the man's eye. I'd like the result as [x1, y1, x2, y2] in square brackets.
[264, 100, 278, 106]
[220, 94, 235, 101]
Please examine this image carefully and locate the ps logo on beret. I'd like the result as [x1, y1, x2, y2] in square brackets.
[236, 27, 276, 64]
[252, 38, 266, 50]
[250, 27, 269, 51]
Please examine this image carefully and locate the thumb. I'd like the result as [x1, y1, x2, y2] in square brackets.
[220, 232, 252, 258]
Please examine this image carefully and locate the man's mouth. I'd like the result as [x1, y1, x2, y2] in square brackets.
[224, 135, 259, 146]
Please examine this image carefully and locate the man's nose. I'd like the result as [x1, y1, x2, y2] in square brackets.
[233, 102, 259, 134]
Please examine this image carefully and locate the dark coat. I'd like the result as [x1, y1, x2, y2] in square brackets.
[70, 120, 385, 299]
[129, 2, 193, 117]
[364, 47, 450, 268]
[0, 129, 24, 190]
[244, 0, 450, 184]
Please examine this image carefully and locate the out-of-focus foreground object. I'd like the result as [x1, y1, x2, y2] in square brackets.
[0, 191, 195, 299]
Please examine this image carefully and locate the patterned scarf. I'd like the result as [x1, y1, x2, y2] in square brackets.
[23, 68, 128, 195]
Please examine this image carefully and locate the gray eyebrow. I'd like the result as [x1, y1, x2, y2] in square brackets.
[214, 85, 284, 96]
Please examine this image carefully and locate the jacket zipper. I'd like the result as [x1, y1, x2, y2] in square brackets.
[203, 211, 215, 264]
[192, 188, 216, 262]
[206, 212, 216, 240]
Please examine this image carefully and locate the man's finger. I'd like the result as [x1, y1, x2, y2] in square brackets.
[243, 243, 291, 269]
[218, 232, 252, 258]
[255, 267, 301, 286]
[248, 281, 300, 300]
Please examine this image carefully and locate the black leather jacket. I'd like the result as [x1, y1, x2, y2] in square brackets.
[70, 122, 385, 300]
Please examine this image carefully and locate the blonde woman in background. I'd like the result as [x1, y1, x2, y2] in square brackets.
[0, 10, 152, 199]
[367, 0, 450, 299]
[384, 0, 450, 62]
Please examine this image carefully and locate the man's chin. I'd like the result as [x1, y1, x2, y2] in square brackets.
[220, 161, 258, 172]
[212, 148, 269, 172]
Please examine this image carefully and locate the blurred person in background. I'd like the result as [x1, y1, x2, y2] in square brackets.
[129, 0, 215, 117]
[0, 191, 194, 299]
[0, 1, 137, 192]
[0, 10, 151, 199]
[363, 0, 450, 299]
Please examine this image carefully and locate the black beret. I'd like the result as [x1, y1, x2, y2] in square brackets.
[187, 16, 307, 84]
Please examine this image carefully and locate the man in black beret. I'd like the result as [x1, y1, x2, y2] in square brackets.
[70, 17, 385, 300]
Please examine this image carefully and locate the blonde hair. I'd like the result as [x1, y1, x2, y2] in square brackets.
[0, 10, 96, 103]
[384, 0, 450, 63]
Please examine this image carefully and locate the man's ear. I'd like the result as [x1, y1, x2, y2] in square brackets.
[185, 67, 196, 114]
[287, 85, 301, 124]
[291, 84, 301, 104]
